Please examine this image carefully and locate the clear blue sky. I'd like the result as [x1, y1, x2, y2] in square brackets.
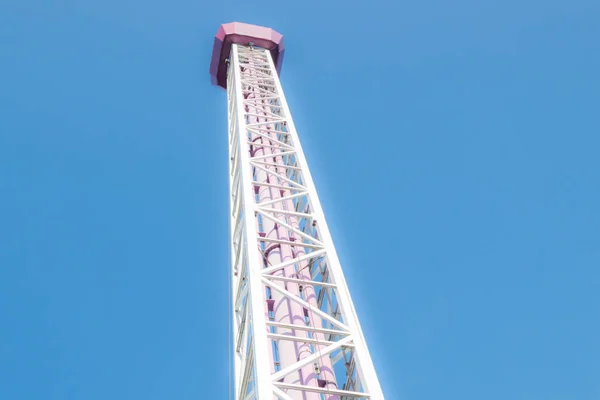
[1, 0, 599, 399]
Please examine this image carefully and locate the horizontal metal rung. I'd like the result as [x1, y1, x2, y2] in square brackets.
[267, 333, 335, 346]
[273, 382, 369, 398]
[256, 237, 324, 249]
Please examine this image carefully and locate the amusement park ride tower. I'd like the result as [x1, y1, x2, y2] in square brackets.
[210, 22, 385, 400]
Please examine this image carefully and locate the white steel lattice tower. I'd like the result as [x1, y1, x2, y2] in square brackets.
[210, 22, 385, 400]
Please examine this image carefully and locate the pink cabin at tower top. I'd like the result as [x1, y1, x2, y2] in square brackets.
[209, 22, 285, 89]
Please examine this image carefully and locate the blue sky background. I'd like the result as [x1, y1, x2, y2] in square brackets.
[1, 0, 599, 399]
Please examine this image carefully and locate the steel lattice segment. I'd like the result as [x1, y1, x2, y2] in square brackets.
[220, 27, 384, 400]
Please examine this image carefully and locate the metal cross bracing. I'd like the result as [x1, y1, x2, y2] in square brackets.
[227, 44, 384, 400]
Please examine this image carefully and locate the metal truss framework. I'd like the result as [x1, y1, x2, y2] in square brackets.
[227, 44, 384, 400]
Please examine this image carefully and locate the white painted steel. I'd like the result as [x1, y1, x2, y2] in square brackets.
[231, 45, 272, 400]
[227, 44, 384, 399]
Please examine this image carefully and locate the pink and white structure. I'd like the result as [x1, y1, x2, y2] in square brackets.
[210, 22, 385, 400]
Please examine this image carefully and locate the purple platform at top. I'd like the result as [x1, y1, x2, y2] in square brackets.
[209, 22, 285, 89]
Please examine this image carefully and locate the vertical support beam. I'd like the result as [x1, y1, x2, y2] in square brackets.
[231, 44, 274, 400]
[227, 60, 242, 398]
[263, 50, 385, 399]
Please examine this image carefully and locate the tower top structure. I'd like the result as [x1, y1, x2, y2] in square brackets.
[209, 22, 285, 89]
